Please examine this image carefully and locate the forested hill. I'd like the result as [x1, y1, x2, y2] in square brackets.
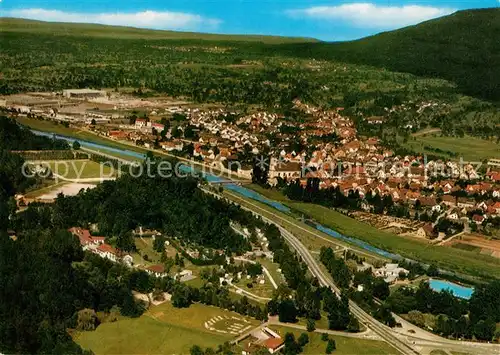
[2, 9, 499, 102]
[278, 8, 500, 101]
[0, 17, 317, 44]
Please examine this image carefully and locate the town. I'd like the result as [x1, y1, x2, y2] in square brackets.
[1, 7, 500, 355]
[3, 90, 500, 251]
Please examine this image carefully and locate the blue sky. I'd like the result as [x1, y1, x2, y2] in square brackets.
[0, 1, 498, 40]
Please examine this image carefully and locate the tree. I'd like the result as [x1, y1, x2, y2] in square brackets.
[75, 309, 99, 331]
[427, 264, 439, 277]
[116, 232, 136, 252]
[172, 126, 182, 138]
[283, 332, 299, 355]
[473, 318, 496, 341]
[297, 333, 309, 347]
[347, 315, 360, 333]
[306, 318, 316, 332]
[325, 339, 336, 354]
[278, 300, 298, 323]
[90, 119, 96, 126]
[407, 310, 426, 328]
[372, 278, 390, 300]
[72, 141, 81, 150]
[190, 345, 204, 355]
[252, 155, 270, 186]
[153, 235, 166, 252]
[321, 333, 329, 341]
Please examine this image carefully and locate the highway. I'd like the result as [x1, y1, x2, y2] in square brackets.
[279, 228, 419, 355]
[34, 128, 496, 354]
[215, 188, 500, 355]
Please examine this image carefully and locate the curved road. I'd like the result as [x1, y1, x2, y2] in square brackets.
[215, 189, 500, 355]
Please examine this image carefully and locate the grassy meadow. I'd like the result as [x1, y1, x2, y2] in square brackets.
[46, 160, 115, 179]
[16, 117, 148, 155]
[288, 202, 500, 279]
[74, 302, 259, 354]
[406, 134, 500, 161]
[269, 326, 400, 355]
[1, 18, 317, 43]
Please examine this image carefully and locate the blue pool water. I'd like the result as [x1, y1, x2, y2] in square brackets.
[429, 279, 474, 299]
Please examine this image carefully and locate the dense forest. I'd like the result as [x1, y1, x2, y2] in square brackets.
[0, 117, 70, 223]
[35, 172, 252, 253]
[278, 9, 500, 102]
[0, 117, 69, 151]
[0, 116, 273, 352]
[2, 9, 499, 101]
[2, 12, 499, 140]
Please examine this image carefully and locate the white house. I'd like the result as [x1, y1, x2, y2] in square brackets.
[374, 263, 409, 284]
[95, 243, 119, 262]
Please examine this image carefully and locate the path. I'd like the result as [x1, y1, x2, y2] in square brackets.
[228, 285, 271, 303]
[52, 173, 115, 183]
[81, 147, 138, 165]
[412, 128, 442, 137]
[267, 319, 377, 339]
[437, 231, 465, 246]
[218, 190, 500, 355]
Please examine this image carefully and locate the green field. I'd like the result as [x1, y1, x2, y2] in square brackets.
[46, 160, 115, 179]
[406, 134, 500, 161]
[1, 18, 317, 43]
[270, 326, 400, 355]
[74, 302, 259, 354]
[288, 202, 500, 279]
[230, 186, 500, 279]
[222, 189, 380, 259]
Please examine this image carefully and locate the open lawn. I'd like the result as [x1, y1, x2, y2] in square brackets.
[45, 160, 115, 180]
[257, 258, 285, 286]
[75, 302, 259, 354]
[270, 326, 400, 355]
[405, 134, 500, 161]
[133, 237, 162, 267]
[288, 202, 500, 280]
[247, 184, 290, 202]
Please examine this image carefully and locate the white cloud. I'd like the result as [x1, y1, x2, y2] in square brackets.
[3, 8, 221, 31]
[288, 3, 456, 29]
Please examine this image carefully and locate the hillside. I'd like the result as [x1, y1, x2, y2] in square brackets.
[1, 9, 499, 101]
[277, 8, 500, 101]
[0, 17, 317, 44]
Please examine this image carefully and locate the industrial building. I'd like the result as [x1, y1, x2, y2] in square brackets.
[62, 89, 107, 100]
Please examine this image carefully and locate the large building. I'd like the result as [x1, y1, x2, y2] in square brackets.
[62, 89, 107, 100]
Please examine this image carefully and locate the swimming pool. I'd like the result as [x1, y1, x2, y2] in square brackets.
[429, 279, 474, 299]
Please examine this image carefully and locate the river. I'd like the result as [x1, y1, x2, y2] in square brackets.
[29, 129, 471, 287]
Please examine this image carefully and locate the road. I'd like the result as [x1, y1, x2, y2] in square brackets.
[32, 127, 496, 354]
[231, 319, 375, 346]
[267, 318, 377, 339]
[213, 189, 500, 355]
